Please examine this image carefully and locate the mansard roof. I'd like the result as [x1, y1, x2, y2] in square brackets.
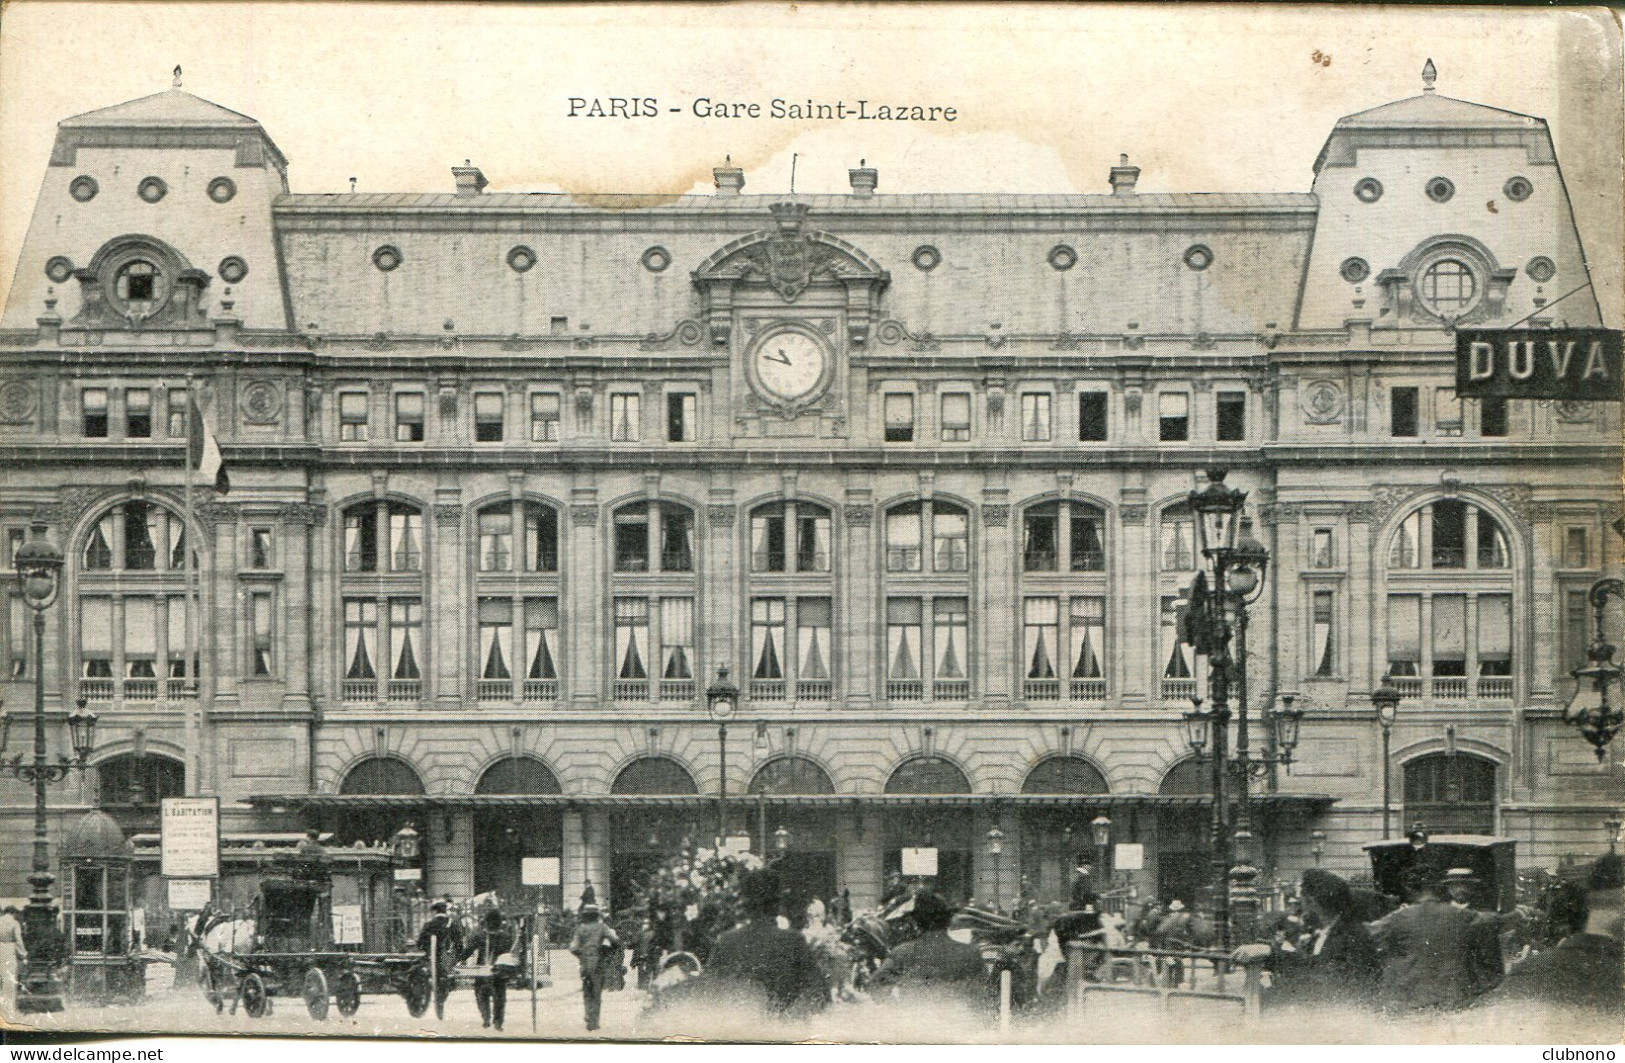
[60, 89, 262, 129]
[1333, 92, 1545, 130]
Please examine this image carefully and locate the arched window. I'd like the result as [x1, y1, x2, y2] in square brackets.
[96, 754, 185, 806]
[1158, 758, 1209, 796]
[1385, 499, 1515, 701]
[748, 756, 835, 795]
[1021, 501, 1109, 704]
[611, 757, 698, 795]
[1403, 753, 1497, 835]
[748, 501, 835, 704]
[78, 500, 195, 703]
[340, 757, 426, 795]
[612, 502, 697, 704]
[475, 756, 562, 795]
[885, 757, 972, 795]
[1156, 503, 1199, 701]
[340, 499, 428, 704]
[884, 500, 972, 704]
[475, 499, 562, 705]
[1022, 756, 1109, 794]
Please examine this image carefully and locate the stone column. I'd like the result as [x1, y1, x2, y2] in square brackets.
[980, 489, 1013, 706]
[706, 490, 737, 678]
[568, 489, 601, 706]
[279, 503, 318, 714]
[843, 488, 875, 709]
[1118, 498, 1152, 707]
[433, 489, 464, 709]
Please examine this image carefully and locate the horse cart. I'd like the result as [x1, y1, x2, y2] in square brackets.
[199, 875, 432, 1020]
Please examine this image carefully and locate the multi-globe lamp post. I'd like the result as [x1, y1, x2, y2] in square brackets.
[1566, 577, 1625, 762]
[1371, 675, 1403, 839]
[705, 664, 741, 848]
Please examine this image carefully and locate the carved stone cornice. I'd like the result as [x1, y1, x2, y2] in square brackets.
[434, 504, 463, 528]
[1257, 503, 1302, 527]
[277, 503, 327, 526]
[1118, 504, 1147, 526]
[197, 501, 240, 525]
[707, 504, 736, 528]
[571, 503, 598, 527]
[844, 504, 873, 528]
[981, 504, 1009, 528]
[1345, 502, 1382, 525]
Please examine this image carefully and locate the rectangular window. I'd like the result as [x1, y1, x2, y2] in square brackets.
[1023, 509, 1058, 572]
[343, 599, 379, 686]
[885, 598, 923, 683]
[166, 597, 190, 691]
[1565, 589, 1591, 672]
[751, 510, 786, 572]
[1478, 594, 1512, 677]
[1431, 595, 1467, 677]
[1434, 387, 1463, 436]
[667, 392, 696, 442]
[343, 508, 378, 572]
[125, 389, 152, 439]
[796, 597, 833, 686]
[751, 598, 786, 681]
[659, 597, 694, 683]
[530, 392, 561, 442]
[7, 594, 27, 679]
[479, 509, 513, 571]
[1161, 515, 1195, 572]
[933, 598, 969, 687]
[250, 592, 274, 677]
[338, 392, 369, 442]
[123, 598, 157, 693]
[1311, 590, 1336, 677]
[614, 507, 650, 572]
[1160, 595, 1194, 686]
[1390, 386, 1419, 437]
[1480, 397, 1509, 438]
[473, 391, 505, 442]
[249, 528, 273, 570]
[6, 528, 25, 568]
[525, 507, 559, 572]
[940, 393, 972, 442]
[613, 598, 650, 686]
[1387, 594, 1421, 677]
[1070, 596, 1105, 681]
[389, 599, 422, 682]
[523, 598, 559, 682]
[886, 508, 922, 572]
[884, 394, 915, 443]
[389, 509, 423, 572]
[1021, 393, 1053, 442]
[478, 598, 514, 682]
[167, 388, 188, 438]
[1216, 391, 1246, 441]
[1158, 392, 1189, 441]
[610, 393, 641, 441]
[1071, 512, 1105, 572]
[81, 596, 113, 688]
[1310, 528, 1335, 569]
[1024, 597, 1060, 680]
[933, 507, 969, 572]
[795, 509, 831, 573]
[1078, 392, 1108, 442]
[394, 392, 425, 442]
[83, 388, 109, 438]
[660, 507, 694, 572]
[1564, 527, 1590, 569]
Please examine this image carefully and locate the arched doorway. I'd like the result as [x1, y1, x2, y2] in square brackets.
[1019, 756, 1110, 904]
[883, 757, 973, 903]
[1403, 753, 1497, 835]
[1157, 758, 1211, 906]
[332, 756, 425, 847]
[473, 757, 563, 905]
[94, 754, 185, 833]
[609, 757, 698, 908]
[749, 756, 837, 912]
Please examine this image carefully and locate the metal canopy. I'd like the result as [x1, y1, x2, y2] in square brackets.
[245, 792, 1336, 811]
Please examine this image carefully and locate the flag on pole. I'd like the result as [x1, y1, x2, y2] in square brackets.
[188, 391, 230, 494]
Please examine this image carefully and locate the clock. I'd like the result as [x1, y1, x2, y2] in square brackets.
[751, 328, 830, 403]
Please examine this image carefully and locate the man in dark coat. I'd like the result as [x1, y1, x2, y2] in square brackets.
[1368, 866, 1486, 1011]
[868, 891, 990, 1010]
[705, 867, 829, 1015]
[1235, 868, 1380, 1006]
[415, 900, 464, 1021]
[460, 909, 514, 1030]
[1483, 853, 1624, 1012]
[568, 902, 619, 1031]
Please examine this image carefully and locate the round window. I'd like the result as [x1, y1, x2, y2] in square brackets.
[44, 256, 75, 284]
[69, 175, 100, 203]
[1503, 176, 1533, 203]
[507, 245, 537, 273]
[138, 177, 168, 204]
[641, 246, 671, 273]
[1183, 244, 1214, 271]
[1339, 257, 1370, 283]
[1418, 258, 1478, 316]
[113, 260, 166, 312]
[1525, 256, 1556, 283]
[1048, 244, 1078, 271]
[1425, 177, 1455, 203]
[208, 177, 238, 203]
[372, 245, 403, 272]
[1354, 177, 1383, 203]
[218, 256, 249, 284]
[912, 245, 942, 272]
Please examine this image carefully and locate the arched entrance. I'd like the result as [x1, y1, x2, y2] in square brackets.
[883, 757, 973, 903]
[94, 754, 185, 833]
[1403, 753, 1497, 835]
[609, 757, 698, 908]
[1019, 756, 1110, 904]
[331, 756, 425, 847]
[1157, 758, 1211, 906]
[473, 757, 563, 906]
[749, 756, 837, 912]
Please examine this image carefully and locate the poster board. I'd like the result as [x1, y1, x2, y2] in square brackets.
[725, 835, 753, 856]
[1114, 843, 1145, 871]
[521, 856, 561, 886]
[160, 797, 219, 879]
[901, 847, 938, 876]
[166, 878, 213, 911]
[331, 904, 364, 945]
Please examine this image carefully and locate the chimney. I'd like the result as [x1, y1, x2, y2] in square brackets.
[713, 156, 745, 197]
[1109, 154, 1140, 196]
[848, 160, 878, 198]
[452, 160, 488, 197]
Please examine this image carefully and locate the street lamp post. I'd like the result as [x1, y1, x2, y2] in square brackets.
[1310, 829, 1326, 866]
[1371, 675, 1402, 839]
[1605, 816, 1622, 855]
[1567, 578, 1625, 761]
[705, 665, 739, 849]
[985, 825, 1005, 911]
[1, 526, 97, 1013]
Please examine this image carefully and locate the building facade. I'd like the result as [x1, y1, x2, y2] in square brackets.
[1, 72, 1619, 914]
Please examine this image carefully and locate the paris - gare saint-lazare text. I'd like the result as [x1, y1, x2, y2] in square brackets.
[566, 97, 958, 122]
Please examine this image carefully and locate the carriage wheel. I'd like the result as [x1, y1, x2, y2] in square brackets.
[241, 973, 270, 1019]
[303, 968, 330, 1021]
[334, 970, 362, 1017]
[402, 965, 431, 1018]
[200, 964, 225, 1013]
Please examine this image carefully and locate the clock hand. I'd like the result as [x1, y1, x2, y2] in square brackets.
[765, 349, 793, 366]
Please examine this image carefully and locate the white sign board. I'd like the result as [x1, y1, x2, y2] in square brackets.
[521, 856, 561, 886]
[901, 847, 938, 877]
[725, 835, 753, 857]
[394, 867, 422, 882]
[167, 878, 213, 911]
[1114, 843, 1145, 871]
[160, 797, 219, 879]
[332, 904, 364, 945]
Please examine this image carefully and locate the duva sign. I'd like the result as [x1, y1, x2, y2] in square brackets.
[1456, 329, 1624, 401]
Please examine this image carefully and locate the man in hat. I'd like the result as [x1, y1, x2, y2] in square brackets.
[415, 899, 464, 1020]
[568, 900, 619, 1032]
[868, 891, 989, 1011]
[460, 909, 515, 1031]
[1368, 864, 1485, 1011]
[705, 867, 829, 1015]
[1484, 853, 1624, 1012]
[1234, 868, 1380, 1006]
[1440, 867, 1505, 996]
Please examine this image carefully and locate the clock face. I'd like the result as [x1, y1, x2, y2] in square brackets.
[753, 330, 829, 402]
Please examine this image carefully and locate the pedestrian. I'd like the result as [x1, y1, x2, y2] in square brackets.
[632, 915, 660, 991]
[1368, 865, 1487, 1011]
[568, 901, 619, 1031]
[460, 909, 514, 1030]
[0, 905, 26, 1013]
[706, 867, 829, 1015]
[1482, 853, 1624, 1012]
[1439, 867, 1505, 996]
[868, 890, 990, 1011]
[415, 899, 464, 1021]
[1233, 868, 1380, 1006]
